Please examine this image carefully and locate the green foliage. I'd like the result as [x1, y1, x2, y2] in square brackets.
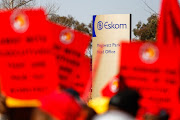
[133, 14, 158, 41]
[49, 14, 92, 35]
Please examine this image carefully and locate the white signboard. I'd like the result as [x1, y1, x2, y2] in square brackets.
[92, 14, 131, 98]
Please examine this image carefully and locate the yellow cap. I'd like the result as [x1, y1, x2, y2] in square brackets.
[88, 97, 110, 114]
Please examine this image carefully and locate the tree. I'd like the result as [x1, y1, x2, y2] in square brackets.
[43, 3, 60, 18]
[0, 0, 35, 10]
[0, 0, 59, 17]
[133, 14, 158, 41]
[49, 14, 92, 35]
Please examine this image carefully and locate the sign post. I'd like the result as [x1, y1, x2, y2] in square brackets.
[92, 14, 131, 98]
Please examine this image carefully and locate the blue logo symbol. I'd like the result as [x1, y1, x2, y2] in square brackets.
[97, 21, 103, 30]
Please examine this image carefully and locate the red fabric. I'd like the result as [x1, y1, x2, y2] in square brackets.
[101, 75, 120, 98]
[156, 0, 180, 119]
[92, 46, 103, 82]
[40, 90, 81, 120]
[0, 9, 59, 99]
[157, 0, 180, 46]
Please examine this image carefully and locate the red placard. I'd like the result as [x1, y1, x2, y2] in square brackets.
[120, 42, 180, 119]
[69, 57, 91, 100]
[50, 23, 91, 90]
[0, 9, 59, 99]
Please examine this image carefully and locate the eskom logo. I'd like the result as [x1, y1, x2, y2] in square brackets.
[97, 21, 127, 30]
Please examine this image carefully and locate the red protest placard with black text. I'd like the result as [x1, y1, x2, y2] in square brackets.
[0, 9, 59, 100]
[120, 42, 180, 119]
[50, 23, 91, 90]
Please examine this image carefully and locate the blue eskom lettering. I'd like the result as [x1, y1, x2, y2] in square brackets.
[98, 21, 127, 30]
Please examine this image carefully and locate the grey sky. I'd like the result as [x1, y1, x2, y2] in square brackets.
[36, 0, 161, 37]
